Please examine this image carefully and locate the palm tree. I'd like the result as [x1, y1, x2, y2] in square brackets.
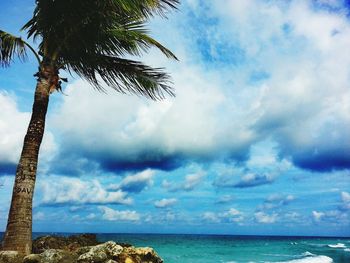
[0, 0, 178, 255]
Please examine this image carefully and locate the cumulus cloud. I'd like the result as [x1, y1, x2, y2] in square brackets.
[109, 169, 154, 193]
[312, 192, 350, 226]
[144, 210, 182, 223]
[341, 191, 350, 202]
[255, 211, 278, 224]
[207, 0, 350, 171]
[214, 171, 276, 188]
[154, 198, 177, 208]
[33, 211, 45, 221]
[215, 195, 234, 204]
[202, 212, 220, 223]
[339, 191, 350, 210]
[202, 208, 244, 224]
[0, 92, 28, 169]
[86, 213, 97, 220]
[312, 210, 325, 222]
[220, 208, 244, 223]
[99, 206, 140, 221]
[283, 212, 302, 223]
[312, 209, 348, 224]
[162, 171, 205, 192]
[38, 176, 132, 206]
[0, 92, 57, 175]
[234, 173, 275, 188]
[30, 0, 346, 176]
[0, 92, 57, 176]
[51, 66, 253, 174]
[213, 150, 289, 189]
[259, 194, 295, 210]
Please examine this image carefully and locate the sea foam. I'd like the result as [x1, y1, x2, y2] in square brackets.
[327, 243, 346, 248]
[276, 255, 333, 263]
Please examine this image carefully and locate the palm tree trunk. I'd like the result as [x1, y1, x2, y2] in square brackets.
[2, 66, 54, 255]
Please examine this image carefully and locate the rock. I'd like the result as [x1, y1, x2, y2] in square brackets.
[115, 242, 132, 248]
[23, 254, 42, 263]
[32, 234, 99, 254]
[1, 237, 162, 263]
[0, 251, 23, 263]
[124, 257, 135, 263]
[74, 246, 92, 256]
[77, 241, 123, 263]
[39, 249, 78, 263]
[117, 246, 163, 263]
[135, 247, 163, 263]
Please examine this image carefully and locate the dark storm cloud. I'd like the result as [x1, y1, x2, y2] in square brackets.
[291, 150, 350, 172]
[253, 107, 350, 173]
[49, 140, 252, 176]
[0, 162, 16, 176]
[100, 154, 184, 173]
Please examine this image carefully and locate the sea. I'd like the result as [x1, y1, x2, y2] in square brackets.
[1, 233, 350, 263]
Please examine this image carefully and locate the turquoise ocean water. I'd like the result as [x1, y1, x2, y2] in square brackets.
[2, 233, 350, 262]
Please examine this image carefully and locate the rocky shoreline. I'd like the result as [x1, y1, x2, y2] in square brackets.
[0, 234, 163, 263]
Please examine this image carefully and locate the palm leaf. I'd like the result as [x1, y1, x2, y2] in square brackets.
[0, 30, 27, 67]
[110, 0, 179, 18]
[20, 0, 178, 99]
[64, 54, 174, 100]
[108, 20, 178, 59]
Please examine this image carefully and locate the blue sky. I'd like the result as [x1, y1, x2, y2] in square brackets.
[0, 0, 350, 237]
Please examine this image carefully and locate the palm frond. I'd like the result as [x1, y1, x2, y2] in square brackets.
[65, 54, 174, 100]
[110, 0, 180, 18]
[0, 30, 27, 67]
[108, 20, 178, 59]
[21, 0, 178, 99]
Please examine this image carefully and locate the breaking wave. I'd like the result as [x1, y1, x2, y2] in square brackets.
[276, 255, 333, 263]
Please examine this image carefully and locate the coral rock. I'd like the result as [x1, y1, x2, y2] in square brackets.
[0, 251, 23, 263]
[32, 234, 99, 254]
[23, 254, 42, 263]
[77, 241, 123, 263]
[39, 249, 78, 263]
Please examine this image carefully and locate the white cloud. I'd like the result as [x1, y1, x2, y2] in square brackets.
[99, 206, 140, 221]
[144, 211, 181, 223]
[283, 212, 302, 223]
[38, 176, 132, 205]
[163, 211, 176, 221]
[86, 213, 97, 220]
[206, 0, 350, 171]
[182, 172, 206, 191]
[44, 0, 350, 175]
[202, 212, 220, 223]
[202, 208, 244, 224]
[220, 208, 244, 223]
[163, 171, 206, 192]
[255, 211, 278, 224]
[341, 191, 350, 203]
[235, 173, 275, 188]
[0, 92, 57, 173]
[0, 92, 29, 165]
[216, 195, 234, 204]
[312, 209, 348, 224]
[340, 191, 350, 210]
[33, 211, 45, 220]
[312, 210, 325, 222]
[260, 194, 295, 210]
[154, 198, 177, 208]
[109, 169, 154, 193]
